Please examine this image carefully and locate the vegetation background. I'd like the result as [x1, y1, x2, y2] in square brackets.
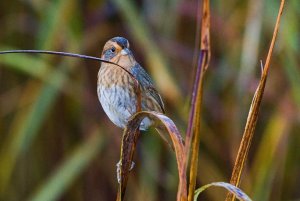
[0, 0, 299, 200]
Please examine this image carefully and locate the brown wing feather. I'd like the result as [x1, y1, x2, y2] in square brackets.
[131, 63, 165, 113]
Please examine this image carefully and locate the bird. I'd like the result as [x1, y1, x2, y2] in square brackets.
[97, 36, 165, 130]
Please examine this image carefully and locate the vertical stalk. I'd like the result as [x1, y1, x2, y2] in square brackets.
[186, 0, 210, 200]
[225, 0, 285, 200]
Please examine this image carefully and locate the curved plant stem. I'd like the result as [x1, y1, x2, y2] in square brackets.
[116, 111, 187, 201]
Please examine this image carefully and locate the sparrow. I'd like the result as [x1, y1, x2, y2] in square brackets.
[97, 36, 165, 130]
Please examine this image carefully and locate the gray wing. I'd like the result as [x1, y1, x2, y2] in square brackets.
[131, 63, 165, 113]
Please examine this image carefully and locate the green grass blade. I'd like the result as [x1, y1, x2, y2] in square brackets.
[281, 0, 300, 110]
[251, 109, 289, 200]
[28, 128, 105, 201]
[112, 0, 182, 102]
[36, 0, 76, 49]
[0, 0, 79, 195]
[0, 65, 69, 195]
[0, 47, 50, 78]
[0, 47, 68, 89]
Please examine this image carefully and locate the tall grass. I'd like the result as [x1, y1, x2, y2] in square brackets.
[0, 0, 297, 201]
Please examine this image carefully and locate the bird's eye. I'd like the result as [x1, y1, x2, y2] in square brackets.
[111, 47, 116, 53]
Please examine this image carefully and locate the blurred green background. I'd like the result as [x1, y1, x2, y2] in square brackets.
[0, 0, 299, 200]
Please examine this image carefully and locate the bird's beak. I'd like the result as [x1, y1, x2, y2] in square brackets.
[120, 48, 131, 56]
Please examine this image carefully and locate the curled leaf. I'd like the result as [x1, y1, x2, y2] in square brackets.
[116, 111, 187, 201]
[194, 182, 252, 201]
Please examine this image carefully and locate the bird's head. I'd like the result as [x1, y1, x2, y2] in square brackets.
[101, 37, 133, 63]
